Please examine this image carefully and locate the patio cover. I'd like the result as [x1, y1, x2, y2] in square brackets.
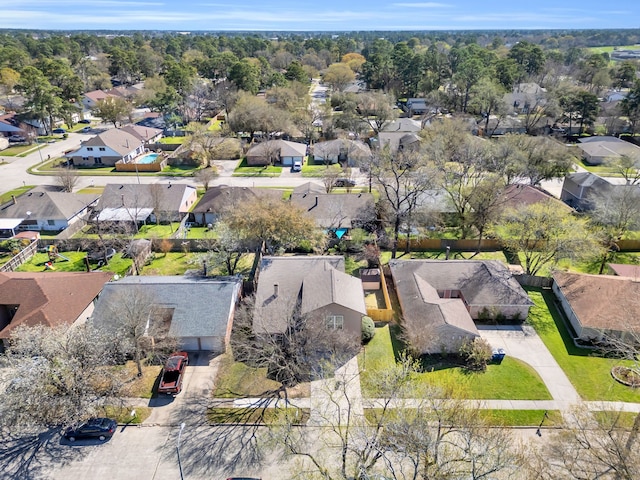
[96, 207, 153, 222]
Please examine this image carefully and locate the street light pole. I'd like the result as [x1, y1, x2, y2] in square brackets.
[177, 422, 186, 480]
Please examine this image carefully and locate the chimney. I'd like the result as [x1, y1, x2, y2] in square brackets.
[11, 195, 16, 205]
[273, 283, 279, 297]
[121, 194, 125, 206]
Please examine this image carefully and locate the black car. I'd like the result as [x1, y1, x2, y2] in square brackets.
[52, 128, 66, 134]
[333, 178, 356, 188]
[8, 135, 26, 142]
[78, 119, 91, 124]
[63, 417, 117, 442]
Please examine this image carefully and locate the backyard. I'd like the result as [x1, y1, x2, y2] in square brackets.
[15, 250, 132, 276]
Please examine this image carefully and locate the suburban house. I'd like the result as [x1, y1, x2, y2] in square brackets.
[504, 83, 547, 115]
[501, 184, 573, 212]
[246, 140, 307, 167]
[0, 189, 100, 234]
[253, 256, 367, 337]
[405, 98, 429, 115]
[576, 136, 640, 166]
[290, 183, 376, 238]
[481, 115, 526, 136]
[0, 271, 113, 347]
[560, 172, 615, 211]
[119, 124, 163, 143]
[82, 90, 113, 111]
[389, 260, 533, 354]
[91, 276, 241, 352]
[312, 139, 372, 166]
[95, 183, 197, 223]
[190, 186, 282, 226]
[0, 113, 28, 137]
[65, 128, 146, 167]
[377, 118, 422, 153]
[553, 271, 640, 343]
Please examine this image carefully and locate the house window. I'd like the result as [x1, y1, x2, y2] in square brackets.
[47, 220, 55, 226]
[99, 147, 105, 151]
[82, 157, 89, 161]
[87, 147, 93, 151]
[94, 157, 102, 164]
[326, 315, 344, 330]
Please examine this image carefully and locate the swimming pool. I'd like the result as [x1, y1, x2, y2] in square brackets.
[136, 153, 159, 164]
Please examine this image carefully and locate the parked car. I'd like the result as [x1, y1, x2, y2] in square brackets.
[226, 477, 262, 480]
[291, 159, 303, 172]
[158, 351, 189, 395]
[78, 119, 91, 124]
[63, 418, 117, 442]
[333, 178, 356, 188]
[52, 128, 66, 134]
[81, 126, 91, 133]
[8, 135, 26, 143]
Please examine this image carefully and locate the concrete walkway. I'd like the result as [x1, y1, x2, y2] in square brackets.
[478, 325, 582, 406]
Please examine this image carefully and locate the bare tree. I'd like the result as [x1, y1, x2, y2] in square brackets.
[606, 154, 640, 185]
[530, 408, 640, 480]
[322, 167, 343, 193]
[0, 324, 128, 429]
[371, 147, 438, 258]
[195, 166, 219, 191]
[231, 297, 359, 387]
[97, 288, 178, 377]
[56, 166, 79, 192]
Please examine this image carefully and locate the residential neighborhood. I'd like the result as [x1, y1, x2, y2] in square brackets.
[2, 23, 640, 480]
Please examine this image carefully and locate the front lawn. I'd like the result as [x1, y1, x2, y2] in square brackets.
[364, 408, 562, 427]
[160, 164, 197, 176]
[233, 158, 282, 177]
[526, 288, 640, 402]
[114, 361, 163, 399]
[359, 325, 551, 400]
[2, 144, 42, 156]
[99, 406, 152, 424]
[301, 162, 341, 177]
[0, 186, 34, 204]
[213, 353, 310, 398]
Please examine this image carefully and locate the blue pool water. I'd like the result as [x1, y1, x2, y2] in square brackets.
[136, 153, 159, 164]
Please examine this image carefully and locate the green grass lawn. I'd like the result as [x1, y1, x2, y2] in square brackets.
[359, 325, 551, 400]
[208, 407, 309, 425]
[233, 158, 282, 177]
[76, 187, 105, 195]
[364, 408, 562, 427]
[160, 165, 197, 176]
[578, 160, 622, 176]
[213, 353, 310, 398]
[2, 144, 43, 157]
[141, 252, 194, 275]
[134, 223, 181, 239]
[0, 186, 35, 204]
[526, 288, 640, 402]
[159, 136, 186, 144]
[588, 44, 640, 54]
[15, 251, 132, 276]
[301, 163, 341, 177]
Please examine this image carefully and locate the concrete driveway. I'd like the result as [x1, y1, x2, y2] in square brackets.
[478, 325, 581, 406]
[145, 351, 222, 427]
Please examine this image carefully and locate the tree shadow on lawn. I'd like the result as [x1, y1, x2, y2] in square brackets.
[0, 428, 89, 480]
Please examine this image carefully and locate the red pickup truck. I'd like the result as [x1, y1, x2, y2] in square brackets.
[158, 352, 189, 395]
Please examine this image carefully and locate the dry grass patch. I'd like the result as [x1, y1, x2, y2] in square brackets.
[116, 361, 162, 398]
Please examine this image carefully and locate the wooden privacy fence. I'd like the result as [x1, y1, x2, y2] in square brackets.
[396, 238, 502, 252]
[365, 268, 394, 322]
[0, 240, 38, 272]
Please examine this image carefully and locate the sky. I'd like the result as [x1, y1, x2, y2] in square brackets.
[2, 0, 639, 31]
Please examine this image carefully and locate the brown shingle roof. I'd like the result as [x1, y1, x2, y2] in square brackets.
[553, 271, 640, 332]
[0, 271, 112, 338]
[290, 192, 375, 229]
[192, 186, 282, 215]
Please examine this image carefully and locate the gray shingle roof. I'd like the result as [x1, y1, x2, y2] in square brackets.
[0, 189, 98, 221]
[254, 256, 360, 334]
[91, 276, 241, 338]
[389, 259, 532, 333]
[80, 128, 144, 157]
[192, 186, 282, 215]
[289, 192, 375, 229]
[97, 183, 195, 212]
[301, 262, 367, 316]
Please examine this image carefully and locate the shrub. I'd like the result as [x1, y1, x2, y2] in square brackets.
[459, 338, 493, 372]
[361, 316, 375, 344]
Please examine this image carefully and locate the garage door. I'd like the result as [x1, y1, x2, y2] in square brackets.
[180, 337, 199, 351]
[180, 337, 222, 352]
